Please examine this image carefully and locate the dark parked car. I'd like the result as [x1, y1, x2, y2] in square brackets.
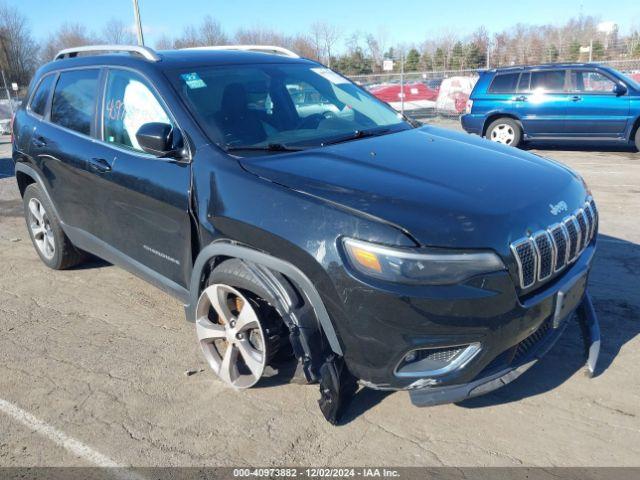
[12, 45, 600, 423]
[462, 63, 640, 150]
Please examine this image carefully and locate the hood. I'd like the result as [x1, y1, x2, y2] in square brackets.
[239, 126, 588, 255]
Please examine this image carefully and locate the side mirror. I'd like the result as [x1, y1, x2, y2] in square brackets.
[136, 122, 186, 159]
[613, 83, 627, 96]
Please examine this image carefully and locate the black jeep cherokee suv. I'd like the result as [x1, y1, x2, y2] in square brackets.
[12, 45, 601, 423]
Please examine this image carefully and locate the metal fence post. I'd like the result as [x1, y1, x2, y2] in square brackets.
[400, 53, 405, 116]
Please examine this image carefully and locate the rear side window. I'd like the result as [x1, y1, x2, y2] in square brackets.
[51, 69, 100, 136]
[29, 75, 55, 117]
[530, 70, 566, 92]
[488, 73, 520, 93]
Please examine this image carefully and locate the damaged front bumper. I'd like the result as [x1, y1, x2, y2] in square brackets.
[409, 291, 601, 407]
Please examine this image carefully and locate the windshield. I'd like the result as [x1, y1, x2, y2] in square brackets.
[169, 63, 411, 153]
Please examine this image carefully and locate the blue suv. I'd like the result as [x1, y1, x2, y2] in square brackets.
[462, 63, 640, 150]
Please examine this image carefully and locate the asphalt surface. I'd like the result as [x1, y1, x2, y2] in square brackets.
[0, 125, 639, 468]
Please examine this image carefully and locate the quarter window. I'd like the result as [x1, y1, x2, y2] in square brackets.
[50, 69, 100, 136]
[488, 73, 520, 93]
[103, 69, 172, 153]
[517, 73, 530, 93]
[29, 74, 55, 117]
[530, 70, 566, 92]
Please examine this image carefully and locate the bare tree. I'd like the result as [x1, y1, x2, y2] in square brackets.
[154, 34, 173, 50]
[173, 24, 200, 49]
[366, 27, 389, 72]
[0, 3, 39, 86]
[311, 22, 340, 67]
[102, 18, 135, 45]
[309, 23, 324, 62]
[40, 23, 99, 67]
[200, 15, 227, 46]
[320, 22, 340, 68]
[234, 26, 287, 46]
[290, 34, 318, 60]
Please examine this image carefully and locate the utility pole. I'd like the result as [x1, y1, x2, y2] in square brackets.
[1, 70, 13, 117]
[589, 39, 593, 63]
[486, 40, 491, 69]
[400, 51, 405, 116]
[132, 0, 145, 46]
[0, 31, 13, 117]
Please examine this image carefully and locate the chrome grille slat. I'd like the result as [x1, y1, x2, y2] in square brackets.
[533, 231, 554, 281]
[548, 223, 568, 273]
[511, 238, 537, 289]
[584, 204, 595, 240]
[564, 217, 580, 261]
[576, 209, 588, 251]
[511, 199, 598, 290]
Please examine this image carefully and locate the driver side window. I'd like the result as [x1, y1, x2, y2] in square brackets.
[103, 69, 172, 153]
[570, 70, 617, 94]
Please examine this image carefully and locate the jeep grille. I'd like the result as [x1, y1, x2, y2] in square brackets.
[511, 198, 598, 290]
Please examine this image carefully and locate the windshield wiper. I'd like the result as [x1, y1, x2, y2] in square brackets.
[320, 128, 393, 146]
[225, 143, 305, 153]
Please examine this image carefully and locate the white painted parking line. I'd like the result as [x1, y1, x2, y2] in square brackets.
[0, 398, 120, 466]
[0, 398, 145, 479]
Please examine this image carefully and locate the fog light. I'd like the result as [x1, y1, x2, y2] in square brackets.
[395, 343, 481, 378]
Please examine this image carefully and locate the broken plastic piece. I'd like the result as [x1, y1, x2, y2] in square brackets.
[577, 292, 600, 378]
[317, 354, 358, 425]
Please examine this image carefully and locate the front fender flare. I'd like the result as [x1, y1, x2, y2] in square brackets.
[187, 241, 343, 355]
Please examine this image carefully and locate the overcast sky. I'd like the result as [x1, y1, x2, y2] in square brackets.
[8, 0, 640, 49]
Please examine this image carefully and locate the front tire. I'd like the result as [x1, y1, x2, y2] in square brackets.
[23, 183, 86, 270]
[634, 127, 640, 152]
[485, 118, 522, 148]
[195, 259, 291, 389]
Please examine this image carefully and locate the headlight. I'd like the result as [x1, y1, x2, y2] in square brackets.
[342, 238, 505, 285]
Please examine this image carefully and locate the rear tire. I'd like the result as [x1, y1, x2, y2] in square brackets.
[485, 118, 522, 148]
[23, 183, 86, 270]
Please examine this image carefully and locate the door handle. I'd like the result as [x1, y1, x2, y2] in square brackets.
[88, 157, 112, 173]
[571, 95, 582, 102]
[31, 136, 47, 148]
[514, 95, 527, 102]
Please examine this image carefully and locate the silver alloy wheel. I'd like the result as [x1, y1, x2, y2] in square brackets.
[195, 284, 267, 389]
[490, 123, 516, 145]
[28, 198, 55, 260]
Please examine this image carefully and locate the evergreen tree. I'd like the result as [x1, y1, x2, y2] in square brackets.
[433, 48, 446, 70]
[546, 44, 559, 62]
[421, 51, 433, 71]
[451, 42, 465, 69]
[568, 40, 581, 61]
[591, 40, 605, 60]
[405, 48, 421, 72]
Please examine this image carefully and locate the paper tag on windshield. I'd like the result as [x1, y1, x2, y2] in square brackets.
[311, 68, 350, 85]
[180, 72, 207, 89]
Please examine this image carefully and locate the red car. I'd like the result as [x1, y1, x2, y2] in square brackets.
[369, 82, 438, 103]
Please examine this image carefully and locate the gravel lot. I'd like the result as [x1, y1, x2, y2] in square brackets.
[1, 122, 639, 468]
